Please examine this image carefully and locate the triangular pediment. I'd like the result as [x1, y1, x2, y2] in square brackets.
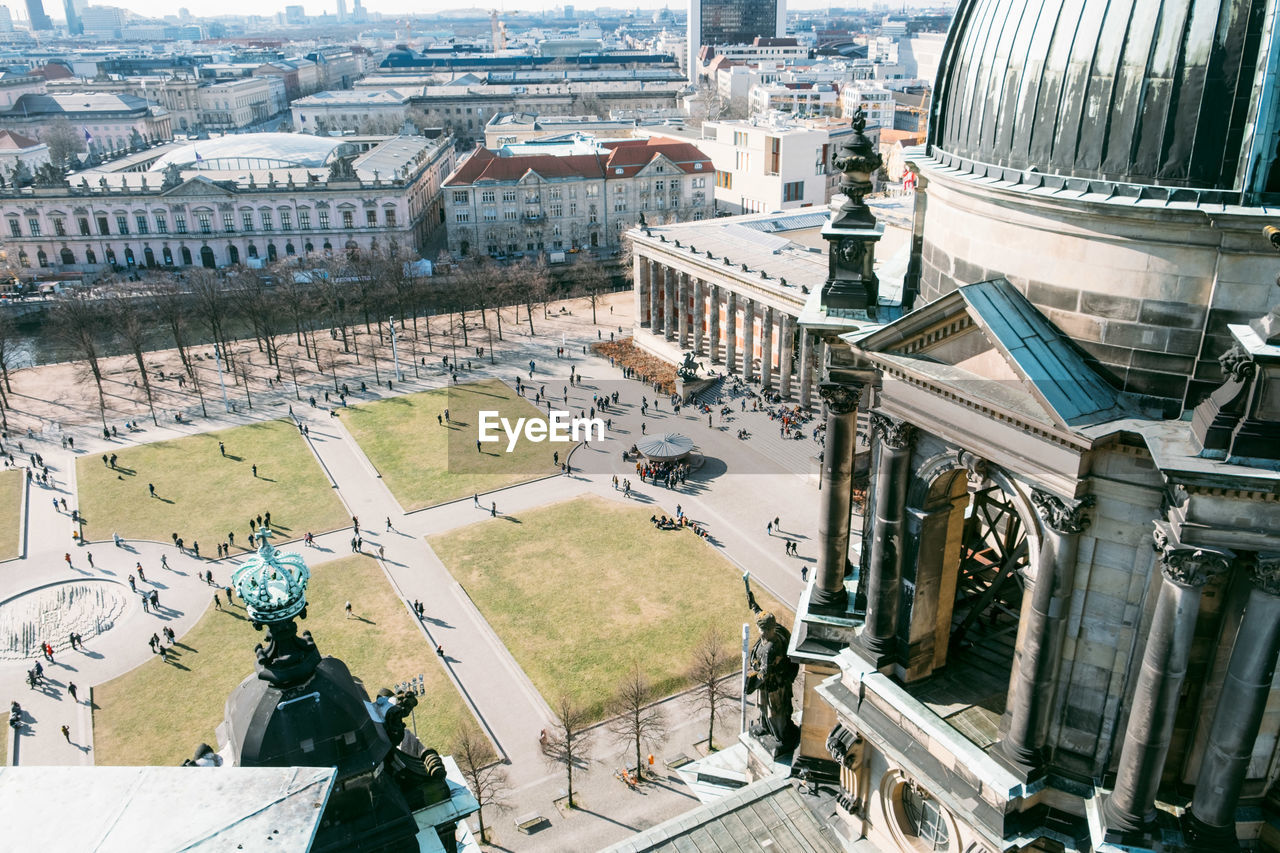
[849, 278, 1127, 430]
[161, 176, 237, 198]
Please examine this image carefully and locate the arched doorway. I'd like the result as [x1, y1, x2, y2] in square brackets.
[36, 249, 48, 267]
[285, 242, 295, 256]
[247, 244, 258, 259]
[85, 248, 96, 264]
[105, 248, 116, 265]
[200, 246, 215, 268]
[143, 247, 155, 267]
[228, 245, 240, 265]
[124, 248, 135, 267]
[267, 243, 277, 261]
[59, 248, 74, 265]
[181, 247, 192, 265]
[162, 247, 173, 265]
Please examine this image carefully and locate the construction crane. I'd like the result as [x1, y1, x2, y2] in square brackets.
[490, 10, 507, 50]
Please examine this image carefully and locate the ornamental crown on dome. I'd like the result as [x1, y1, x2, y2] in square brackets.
[230, 527, 311, 623]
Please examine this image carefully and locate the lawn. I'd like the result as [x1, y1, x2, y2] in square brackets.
[429, 495, 792, 720]
[344, 378, 559, 510]
[0, 468, 22, 560]
[76, 419, 348, 550]
[92, 555, 472, 766]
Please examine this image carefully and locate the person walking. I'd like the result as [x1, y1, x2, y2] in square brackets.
[219, 441, 225, 456]
[766, 521, 773, 536]
[213, 591, 222, 610]
[800, 565, 808, 582]
[491, 502, 496, 517]
[345, 601, 353, 619]
[148, 483, 156, 498]
[251, 464, 258, 478]
[385, 517, 392, 532]
[63, 553, 72, 568]
[61, 724, 70, 743]
[473, 493, 479, 507]
[86, 552, 94, 569]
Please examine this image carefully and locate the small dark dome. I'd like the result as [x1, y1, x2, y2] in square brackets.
[929, 0, 1276, 199]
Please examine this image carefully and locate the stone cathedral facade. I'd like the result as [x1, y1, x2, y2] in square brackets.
[786, 2, 1280, 852]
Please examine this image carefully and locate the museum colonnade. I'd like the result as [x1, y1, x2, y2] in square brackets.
[634, 256, 816, 406]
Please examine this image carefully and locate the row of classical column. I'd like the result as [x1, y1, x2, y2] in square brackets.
[635, 256, 815, 405]
[806, 386, 1280, 840]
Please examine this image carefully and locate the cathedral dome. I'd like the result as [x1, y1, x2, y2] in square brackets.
[929, 0, 1278, 203]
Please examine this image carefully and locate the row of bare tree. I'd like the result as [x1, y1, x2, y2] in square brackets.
[0, 246, 619, 431]
[453, 628, 739, 844]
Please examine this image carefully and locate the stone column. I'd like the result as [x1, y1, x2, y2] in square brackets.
[670, 268, 680, 343]
[1185, 555, 1280, 844]
[813, 383, 863, 612]
[693, 278, 704, 355]
[760, 306, 774, 390]
[799, 330, 813, 408]
[677, 272, 690, 348]
[1003, 489, 1096, 768]
[725, 290, 737, 375]
[709, 285, 721, 364]
[648, 261, 662, 337]
[779, 314, 793, 400]
[635, 254, 647, 327]
[742, 298, 755, 382]
[860, 413, 915, 656]
[1104, 525, 1233, 837]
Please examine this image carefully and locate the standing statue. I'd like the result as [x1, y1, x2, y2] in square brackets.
[744, 574, 800, 754]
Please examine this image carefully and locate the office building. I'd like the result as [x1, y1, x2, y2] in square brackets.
[23, 0, 50, 29]
[687, 0, 786, 82]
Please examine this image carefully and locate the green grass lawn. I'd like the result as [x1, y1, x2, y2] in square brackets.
[429, 495, 792, 720]
[343, 379, 558, 511]
[76, 420, 348, 550]
[92, 555, 472, 766]
[0, 468, 22, 560]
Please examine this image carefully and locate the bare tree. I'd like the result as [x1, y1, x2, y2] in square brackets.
[154, 280, 208, 417]
[510, 256, 548, 336]
[451, 727, 511, 845]
[0, 309, 20, 393]
[189, 269, 235, 373]
[541, 695, 595, 808]
[54, 292, 110, 429]
[606, 664, 667, 781]
[110, 293, 159, 426]
[688, 629, 735, 752]
[576, 261, 613, 325]
[43, 119, 85, 168]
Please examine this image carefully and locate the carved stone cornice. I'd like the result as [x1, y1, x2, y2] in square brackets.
[819, 383, 862, 416]
[1030, 489, 1095, 535]
[1152, 524, 1233, 588]
[1251, 554, 1280, 596]
[870, 412, 914, 450]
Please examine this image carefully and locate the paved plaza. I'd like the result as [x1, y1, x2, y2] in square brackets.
[0, 292, 832, 851]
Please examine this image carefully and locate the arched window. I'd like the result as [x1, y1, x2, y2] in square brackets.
[345, 239, 358, 260]
[181, 247, 192, 265]
[228, 245, 240, 265]
[266, 243, 277, 261]
[60, 248, 75, 265]
[200, 246, 215, 268]
[285, 242, 296, 256]
[163, 247, 173, 265]
[247, 244, 258, 259]
[124, 247, 135, 266]
[304, 242, 313, 254]
[17, 250, 27, 266]
[143, 247, 155, 267]
[105, 248, 116, 265]
[36, 249, 48, 267]
[85, 248, 96, 264]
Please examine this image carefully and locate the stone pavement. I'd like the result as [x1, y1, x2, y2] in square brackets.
[0, 293, 836, 850]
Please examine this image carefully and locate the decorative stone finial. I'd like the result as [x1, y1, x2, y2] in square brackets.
[231, 527, 311, 623]
[1031, 489, 1095, 534]
[830, 106, 883, 230]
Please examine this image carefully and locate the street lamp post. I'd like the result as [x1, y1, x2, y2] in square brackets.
[389, 315, 402, 382]
[213, 344, 231, 413]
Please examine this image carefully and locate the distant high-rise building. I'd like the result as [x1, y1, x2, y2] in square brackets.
[687, 0, 785, 82]
[564, 4, 574, 18]
[23, 0, 51, 30]
[61, 0, 79, 33]
[335, 0, 345, 21]
[283, 4, 304, 24]
[0, 5, 12, 31]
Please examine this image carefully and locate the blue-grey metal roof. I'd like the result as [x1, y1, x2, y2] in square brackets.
[959, 278, 1124, 426]
[600, 775, 841, 853]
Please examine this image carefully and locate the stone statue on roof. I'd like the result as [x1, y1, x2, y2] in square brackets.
[743, 572, 800, 755]
[328, 157, 357, 182]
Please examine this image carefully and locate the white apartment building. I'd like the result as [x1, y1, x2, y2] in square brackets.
[748, 82, 839, 116]
[838, 81, 895, 128]
[645, 115, 850, 215]
[443, 136, 713, 257]
[197, 77, 276, 130]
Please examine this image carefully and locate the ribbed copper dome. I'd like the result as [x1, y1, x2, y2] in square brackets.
[929, 0, 1276, 201]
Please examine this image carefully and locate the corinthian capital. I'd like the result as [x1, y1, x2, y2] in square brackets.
[870, 412, 914, 450]
[1030, 489, 1095, 535]
[1152, 523, 1233, 588]
[819, 383, 862, 415]
[1251, 554, 1280, 596]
